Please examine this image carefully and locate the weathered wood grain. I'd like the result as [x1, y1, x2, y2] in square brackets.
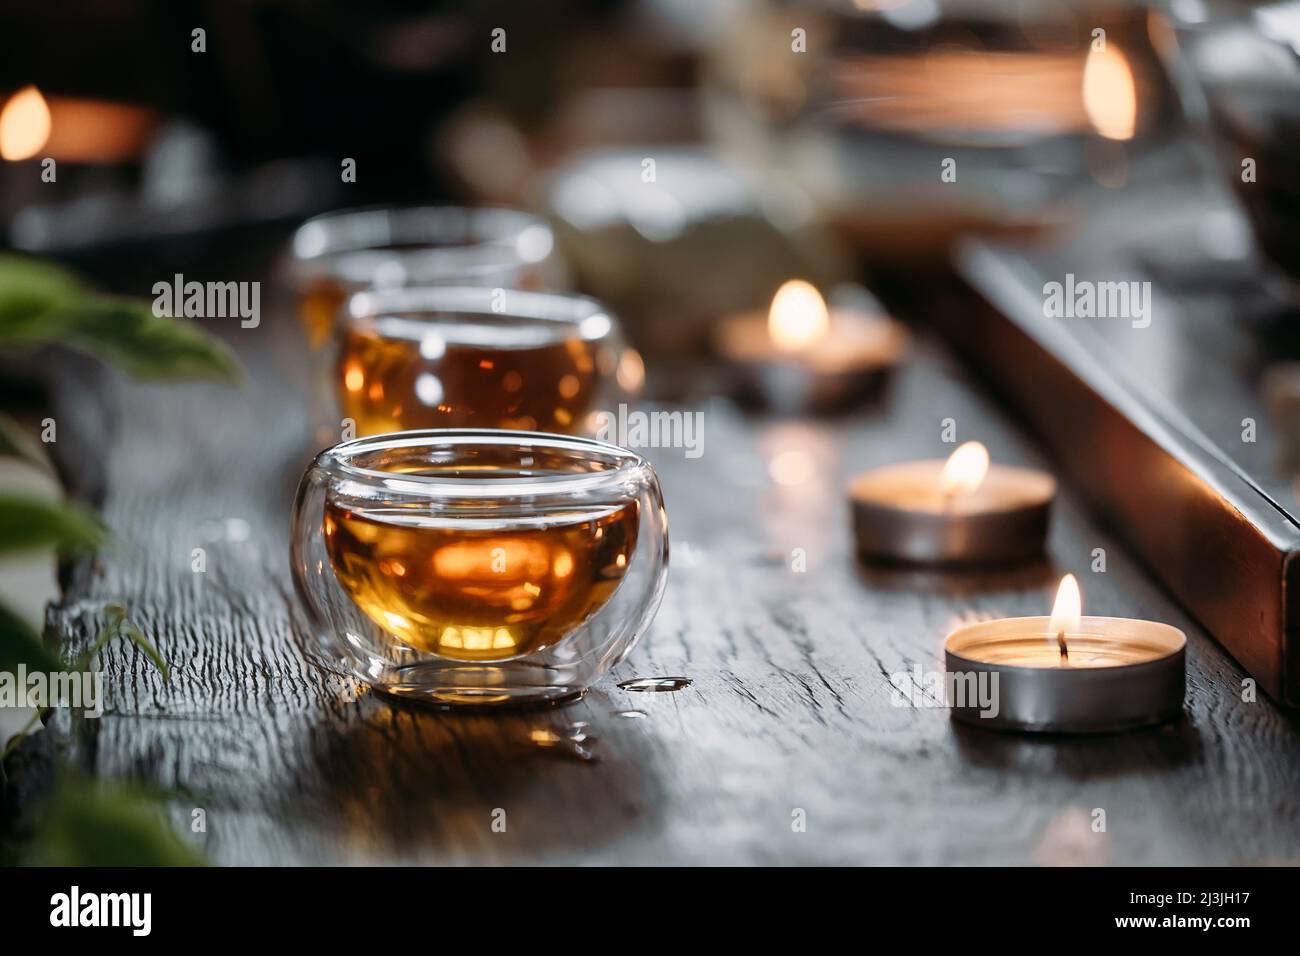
[36, 297, 1300, 865]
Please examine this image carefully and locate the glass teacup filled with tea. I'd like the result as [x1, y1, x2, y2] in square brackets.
[291, 429, 670, 706]
[338, 287, 635, 437]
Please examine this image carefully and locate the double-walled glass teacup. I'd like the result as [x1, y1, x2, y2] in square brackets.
[291, 429, 669, 707]
[290, 205, 567, 348]
[337, 287, 639, 438]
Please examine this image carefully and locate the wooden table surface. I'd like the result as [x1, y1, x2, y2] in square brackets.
[43, 298, 1300, 866]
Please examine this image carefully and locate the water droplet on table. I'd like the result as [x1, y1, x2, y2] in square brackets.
[617, 677, 692, 693]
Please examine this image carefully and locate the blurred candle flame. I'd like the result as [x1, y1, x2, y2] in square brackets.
[938, 441, 989, 499]
[0, 85, 51, 161]
[768, 280, 829, 352]
[1048, 573, 1083, 636]
[769, 448, 816, 486]
[616, 348, 645, 394]
[1083, 46, 1137, 141]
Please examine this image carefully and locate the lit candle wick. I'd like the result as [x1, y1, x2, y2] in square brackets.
[1048, 573, 1081, 668]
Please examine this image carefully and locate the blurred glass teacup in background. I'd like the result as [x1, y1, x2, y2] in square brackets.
[285, 205, 570, 444]
[289, 205, 568, 348]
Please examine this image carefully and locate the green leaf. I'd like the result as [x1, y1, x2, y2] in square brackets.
[0, 496, 107, 556]
[0, 411, 53, 473]
[0, 255, 84, 334]
[25, 774, 207, 866]
[0, 601, 59, 673]
[0, 254, 241, 383]
[5, 298, 241, 383]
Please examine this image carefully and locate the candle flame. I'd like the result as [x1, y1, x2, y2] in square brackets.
[0, 85, 51, 161]
[938, 441, 989, 499]
[1083, 46, 1136, 141]
[768, 279, 829, 352]
[616, 347, 645, 393]
[1048, 573, 1083, 637]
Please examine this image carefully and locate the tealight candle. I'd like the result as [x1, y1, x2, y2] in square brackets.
[944, 575, 1186, 733]
[714, 280, 908, 414]
[849, 442, 1055, 565]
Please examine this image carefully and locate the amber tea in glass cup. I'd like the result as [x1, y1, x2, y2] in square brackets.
[290, 429, 670, 706]
[287, 206, 569, 444]
[338, 287, 636, 437]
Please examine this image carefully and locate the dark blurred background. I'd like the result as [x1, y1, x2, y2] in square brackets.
[0, 1, 641, 188]
[3, 0, 1298, 357]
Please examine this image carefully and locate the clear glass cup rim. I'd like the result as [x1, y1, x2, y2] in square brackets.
[292, 204, 552, 261]
[345, 286, 616, 342]
[315, 428, 653, 499]
[290, 205, 556, 286]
